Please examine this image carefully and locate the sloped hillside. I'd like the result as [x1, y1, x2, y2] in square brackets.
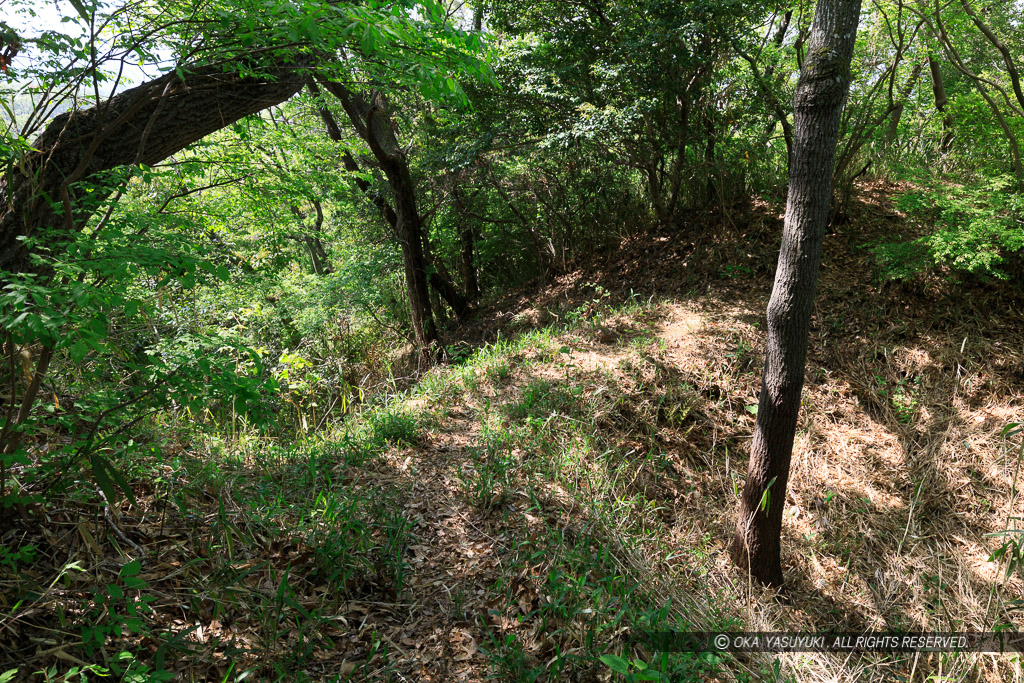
[3, 183, 1023, 682]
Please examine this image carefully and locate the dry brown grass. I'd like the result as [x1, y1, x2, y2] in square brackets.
[4, 182, 1022, 682]
[453, 180, 1024, 681]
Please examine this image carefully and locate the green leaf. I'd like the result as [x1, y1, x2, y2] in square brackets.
[599, 654, 630, 675]
[361, 25, 377, 53]
[1, 669, 19, 683]
[759, 476, 778, 512]
[69, 339, 90, 363]
[107, 583, 124, 599]
[122, 576, 145, 589]
[120, 560, 142, 578]
[90, 455, 138, 508]
[107, 460, 139, 508]
[90, 453, 119, 506]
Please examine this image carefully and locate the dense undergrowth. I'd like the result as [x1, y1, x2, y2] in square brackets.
[4, 0, 1024, 679]
[1, 297, 753, 682]
[3, 182, 1024, 682]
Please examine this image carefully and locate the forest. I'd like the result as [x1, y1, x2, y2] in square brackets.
[1, 0, 1023, 680]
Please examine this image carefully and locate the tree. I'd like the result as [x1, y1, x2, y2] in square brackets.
[318, 81, 441, 354]
[0, 0, 493, 499]
[731, 0, 864, 586]
[0, 57, 307, 276]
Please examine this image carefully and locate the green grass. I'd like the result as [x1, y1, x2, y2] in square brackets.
[399, 308, 757, 680]
[4, 296, 748, 682]
[368, 406, 422, 447]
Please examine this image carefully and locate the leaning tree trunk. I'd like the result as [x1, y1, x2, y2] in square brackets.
[0, 56, 305, 468]
[307, 79, 470, 319]
[731, 0, 862, 587]
[319, 80, 439, 355]
[0, 58, 306, 278]
[928, 54, 955, 154]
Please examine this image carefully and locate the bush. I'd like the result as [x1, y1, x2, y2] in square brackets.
[874, 176, 1024, 280]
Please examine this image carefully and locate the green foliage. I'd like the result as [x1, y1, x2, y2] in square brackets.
[0, 542, 36, 570]
[505, 379, 583, 421]
[3, 0, 1024, 676]
[79, 560, 154, 657]
[600, 652, 723, 682]
[875, 177, 1024, 280]
[368, 407, 421, 448]
[305, 485, 411, 597]
[872, 372, 921, 423]
[458, 429, 516, 509]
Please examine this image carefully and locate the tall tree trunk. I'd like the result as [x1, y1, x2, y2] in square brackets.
[308, 79, 469, 319]
[460, 223, 480, 300]
[731, 0, 862, 587]
[453, 186, 481, 300]
[927, 55, 954, 154]
[319, 80, 439, 354]
[884, 62, 924, 150]
[473, 1, 484, 32]
[703, 112, 718, 205]
[291, 200, 331, 275]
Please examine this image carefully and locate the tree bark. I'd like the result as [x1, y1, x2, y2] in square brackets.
[0, 58, 306, 278]
[928, 54, 954, 153]
[309, 79, 470, 320]
[290, 201, 331, 275]
[459, 222, 480, 300]
[884, 62, 924, 149]
[731, 0, 862, 587]
[452, 184, 481, 299]
[318, 80, 439, 354]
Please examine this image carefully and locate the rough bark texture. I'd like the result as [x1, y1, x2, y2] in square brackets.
[928, 54, 955, 153]
[731, 0, 862, 587]
[310, 80, 469, 321]
[319, 79, 439, 353]
[0, 59, 306, 277]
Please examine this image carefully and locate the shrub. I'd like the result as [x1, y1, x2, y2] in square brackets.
[874, 176, 1024, 280]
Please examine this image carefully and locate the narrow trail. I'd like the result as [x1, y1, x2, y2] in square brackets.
[5, 185, 1024, 682]
[324, 257, 1024, 681]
